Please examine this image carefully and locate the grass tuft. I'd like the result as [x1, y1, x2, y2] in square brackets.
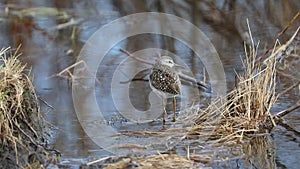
[190, 25, 278, 144]
[0, 46, 45, 167]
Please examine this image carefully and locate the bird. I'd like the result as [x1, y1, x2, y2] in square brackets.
[149, 56, 182, 124]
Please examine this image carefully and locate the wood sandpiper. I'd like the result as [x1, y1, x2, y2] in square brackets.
[149, 56, 182, 124]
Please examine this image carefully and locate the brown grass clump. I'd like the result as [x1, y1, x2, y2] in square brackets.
[102, 154, 199, 169]
[0, 47, 46, 168]
[190, 27, 278, 144]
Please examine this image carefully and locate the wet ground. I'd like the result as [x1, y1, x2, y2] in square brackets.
[0, 0, 299, 168]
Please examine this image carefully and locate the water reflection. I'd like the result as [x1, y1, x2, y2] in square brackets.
[242, 136, 276, 169]
[208, 135, 276, 169]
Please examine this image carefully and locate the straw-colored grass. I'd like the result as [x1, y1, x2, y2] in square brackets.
[190, 27, 278, 144]
[103, 154, 199, 169]
[0, 47, 45, 167]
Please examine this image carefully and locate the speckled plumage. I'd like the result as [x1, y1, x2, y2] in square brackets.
[149, 56, 181, 97]
[149, 56, 181, 124]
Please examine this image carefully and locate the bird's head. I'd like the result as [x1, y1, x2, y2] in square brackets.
[158, 56, 176, 67]
[158, 56, 185, 69]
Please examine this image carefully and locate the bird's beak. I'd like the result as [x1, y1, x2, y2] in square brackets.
[174, 63, 185, 69]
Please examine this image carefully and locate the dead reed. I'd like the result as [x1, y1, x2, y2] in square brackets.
[102, 154, 198, 169]
[0, 47, 45, 167]
[190, 26, 278, 144]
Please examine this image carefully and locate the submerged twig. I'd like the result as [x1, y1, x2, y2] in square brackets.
[275, 100, 300, 119]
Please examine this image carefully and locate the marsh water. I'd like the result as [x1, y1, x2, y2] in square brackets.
[0, 1, 299, 168]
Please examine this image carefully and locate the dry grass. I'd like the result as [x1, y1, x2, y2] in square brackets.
[0, 47, 45, 167]
[102, 154, 199, 169]
[189, 26, 278, 144]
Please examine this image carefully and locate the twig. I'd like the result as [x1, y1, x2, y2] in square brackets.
[55, 60, 101, 86]
[13, 120, 38, 147]
[107, 143, 148, 150]
[263, 26, 300, 64]
[43, 146, 61, 155]
[120, 48, 154, 65]
[274, 100, 300, 119]
[119, 48, 211, 92]
[179, 72, 211, 92]
[276, 119, 300, 137]
[119, 68, 150, 84]
[17, 121, 61, 155]
[86, 156, 117, 166]
[277, 70, 299, 80]
[21, 118, 39, 138]
[120, 77, 149, 84]
[276, 80, 300, 99]
[259, 12, 300, 62]
[38, 96, 55, 109]
[56, 60, 86, 77]
[49, 18, 84, 30]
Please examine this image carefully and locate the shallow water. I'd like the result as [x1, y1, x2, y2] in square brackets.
[0, 1, 299, 168]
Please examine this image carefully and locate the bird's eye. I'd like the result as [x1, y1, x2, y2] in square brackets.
[168, 61, 172, 63]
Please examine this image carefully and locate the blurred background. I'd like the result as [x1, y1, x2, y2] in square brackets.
[0, 0, 299, 168]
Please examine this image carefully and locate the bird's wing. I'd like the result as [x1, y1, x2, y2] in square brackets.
[150, 68, 181, 95]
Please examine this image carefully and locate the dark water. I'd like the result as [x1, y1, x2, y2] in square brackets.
[0, 0, 299, 168]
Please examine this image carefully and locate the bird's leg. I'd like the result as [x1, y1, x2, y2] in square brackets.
[173, 96, 176, 122]
[162, 98, 166, 125]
